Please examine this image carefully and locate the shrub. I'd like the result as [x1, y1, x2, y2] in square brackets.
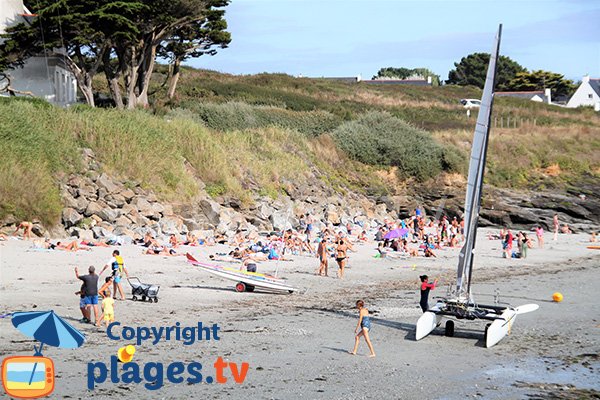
[172, 101, 342, 136]
[332, 111, 450, 181]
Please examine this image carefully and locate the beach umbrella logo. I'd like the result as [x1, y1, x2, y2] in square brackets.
[2, 310, 85, 399]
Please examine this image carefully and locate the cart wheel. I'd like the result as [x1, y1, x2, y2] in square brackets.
[288, 290, 294, 294]
[246, 285, 255, 292]
[235, 282, 246, 293]
[142, 295, 146, 302]
[484, 323, 491, 342]
[445, 320, 455, 337]
[132, 296, 138, 301]
[153, 298, 158, 303]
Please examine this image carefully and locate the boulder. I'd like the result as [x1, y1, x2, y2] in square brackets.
[96, 173, 120, 194]
[62, 208, 83, 228]
[270, 210, 292, 231]
[84, 201, 105, 217]
[151, 202, 165, 214]
[257, 203, 274, 220]
[97, 207, 120, 222]
[120, 188, 136, 202]
[115, 215, 133, 228]
[183, 218, 203, 232]
[132, 197, 156, 218]
[200, 199, 221, 225]
[92, 226, 112, 239]
[160, 216, 186, 235]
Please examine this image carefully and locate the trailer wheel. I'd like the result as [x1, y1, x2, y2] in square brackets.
[153, 298, 158, 303]
[132, 296, 138, 301]
[445, 320, 455, 337]
[288, 290, 294, 294]
[246, 285, 255, 292]
[235, 282, 246, 293]
[141, 295, 147, 302]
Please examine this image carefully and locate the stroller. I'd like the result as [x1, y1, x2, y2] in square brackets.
[128, 277, 160, 303]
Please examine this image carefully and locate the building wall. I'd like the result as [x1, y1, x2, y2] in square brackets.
[567, 81, 600, 109]
[0, 0, 78, 106]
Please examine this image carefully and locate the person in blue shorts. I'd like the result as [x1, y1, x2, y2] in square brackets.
[75, 266, 99, 325]
[99, 250, 129, 300]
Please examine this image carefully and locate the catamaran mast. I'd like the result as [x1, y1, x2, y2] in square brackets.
[455, 24, 502, 298]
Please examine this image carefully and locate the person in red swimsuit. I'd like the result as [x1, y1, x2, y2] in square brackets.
[419, 275, 438, 312]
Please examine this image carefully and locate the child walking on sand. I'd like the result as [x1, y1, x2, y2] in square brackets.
[350, 300, 376, 357]
[97, 288, 115, 327]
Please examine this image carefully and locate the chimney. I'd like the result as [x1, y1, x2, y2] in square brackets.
[583, 75, 590, 83]
[544, 88, 552, 104]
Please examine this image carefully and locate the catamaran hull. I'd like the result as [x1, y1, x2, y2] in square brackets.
[485, 308, 517, 348]
[415, 311, 441, 341]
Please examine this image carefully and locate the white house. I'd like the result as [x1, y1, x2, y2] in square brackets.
[0, 0, 77, 106]
[567, 76, 600, 111]
[496, 89, 552, 104]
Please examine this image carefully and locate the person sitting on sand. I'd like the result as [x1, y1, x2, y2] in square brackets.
[168, 234, 180, 248]
[419, 275, 438, 312]
[349, 300, 376, 357]
[241, 257, 258, 273]
[184, 232, 201, 246]
[561, 224, 572, 234]
[0, 233, 7, 241]
[13, 221, 33, 240]
[424, 246, 436, 258]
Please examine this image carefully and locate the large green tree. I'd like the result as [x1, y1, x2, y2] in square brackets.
[158, 4, 231, 99]
[507, 70, 577, 99]
[0, 0, 142, 106]
[446, 52, 526, 90]
[373, 67, 440, 85]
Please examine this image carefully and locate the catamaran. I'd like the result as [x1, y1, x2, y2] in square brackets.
[415, 24, 538, 348]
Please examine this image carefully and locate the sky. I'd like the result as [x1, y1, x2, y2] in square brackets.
[188, 0, 600, 81]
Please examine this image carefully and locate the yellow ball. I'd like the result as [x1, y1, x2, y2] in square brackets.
[552, 292, 563, 302]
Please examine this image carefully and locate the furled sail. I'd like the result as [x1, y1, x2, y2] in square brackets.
[456, 24, 502, 298]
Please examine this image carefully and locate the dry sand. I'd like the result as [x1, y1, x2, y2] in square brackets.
[0, 228, 599, 399]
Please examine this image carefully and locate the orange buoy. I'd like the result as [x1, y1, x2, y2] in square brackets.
[552, 292, 563, 302]
[118, 345, 136, 363]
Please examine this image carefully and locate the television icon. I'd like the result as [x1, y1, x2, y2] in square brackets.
[1, 356, 55, 399]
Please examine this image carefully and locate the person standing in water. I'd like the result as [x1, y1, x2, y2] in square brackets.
[419, 275, 438, 312]
[349, 300, 375, 357]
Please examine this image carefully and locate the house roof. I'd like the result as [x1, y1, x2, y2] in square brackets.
[365, 79, 431, 86]
[495, 91, 549, 102]
[589, 79, 600, 97]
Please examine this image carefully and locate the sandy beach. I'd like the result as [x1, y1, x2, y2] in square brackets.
[1, 228, 599, 399]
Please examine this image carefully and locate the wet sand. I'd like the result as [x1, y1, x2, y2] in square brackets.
[0, 229, 598, 399]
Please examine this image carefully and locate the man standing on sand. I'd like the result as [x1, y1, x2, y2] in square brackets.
[316, 236, 329, 276]
[99, 250, 129, 300]
[75, 266, 99, 325]
[553, 214, 559, 241]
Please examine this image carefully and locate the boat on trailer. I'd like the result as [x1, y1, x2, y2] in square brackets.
[415, 24, 538, 348]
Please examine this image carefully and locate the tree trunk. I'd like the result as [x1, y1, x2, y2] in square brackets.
[135, 40, 157, 108]
[167, 58, 181, 99]
[126, 46, 139, 109]
[103, 48, 124, 109]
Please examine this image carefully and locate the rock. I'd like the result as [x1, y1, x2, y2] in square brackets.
[151, 202, 165, 214]
[132, 197, 156, 218]
[97, 207, 120, 222]
[160, 216, 186, 235]
[120, 188, 136, 201]
[108, 194, 126, 208]
[67, 227, 94, 241]
[62, 208, 83, 228]
[161, 204, 174, 216]
[324, 204, 341, 225]
[84, 202, 105, 217]
[183, 218, 203, 232]
[96, 173, 120, 194]
[112, 227, 135, 242]
[270, 210, 292, 231]
[114, 215, 133, 228]
[200, 199, 221, 225]
[31, 224, 47, 238]
[92, 226, 112, 239]
[257, 203, 274, 220]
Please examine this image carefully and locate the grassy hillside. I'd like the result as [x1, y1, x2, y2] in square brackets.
[2, 68, 599, 225]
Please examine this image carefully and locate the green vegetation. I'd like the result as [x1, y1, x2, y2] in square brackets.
[332, 112, 464, 181]
[1, 68, 599, 225]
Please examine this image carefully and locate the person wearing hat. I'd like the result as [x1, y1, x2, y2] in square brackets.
[419, 275, 438, 312]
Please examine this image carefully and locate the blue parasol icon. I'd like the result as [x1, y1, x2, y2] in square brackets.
[11, 310, 86, 385]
